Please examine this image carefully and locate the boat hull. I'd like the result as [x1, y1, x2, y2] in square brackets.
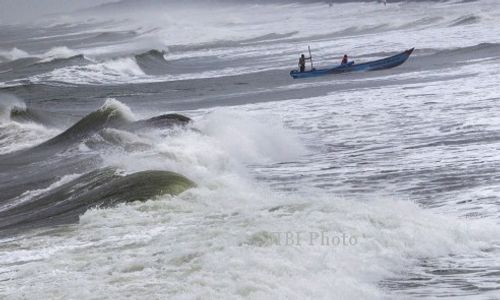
[290, 48, 414, 79]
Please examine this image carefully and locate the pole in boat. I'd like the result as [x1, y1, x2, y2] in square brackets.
[308, 45, 314, 70]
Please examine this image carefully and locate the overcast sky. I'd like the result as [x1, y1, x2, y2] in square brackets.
[0, 0, 117, 24]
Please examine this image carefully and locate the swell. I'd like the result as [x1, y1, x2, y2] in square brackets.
[433, 43, 500, 58]
[0, 99, 190, 168]
[80, 30, 138, 45]
[410, 43, 500, 68]
[34, 54, 88, 68]
[168, 31, 300, 52]
[398, 16, 444, 29]
[449, 14, 480, 27]
[0, 96, 69, 155]
[0, 54, 90, 83]
[0, 100, 195, 235]
[0, 168, 194, 235]
[8, 106, 62, 127]
[134, 49, 169, 75]
[39, 102, 191, 148]
[37, 99, 133, 148]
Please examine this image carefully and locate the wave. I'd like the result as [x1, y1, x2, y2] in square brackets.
[0, 121, 57, 155]
[418, 43, 500, 64]
[39, 98, 135, 148]
[398, 16, 444, 29]
[3, 99, 193, 158]
[449, 14, 480, 27]
[0, 94, 59, 155]
[168, 31, 300, 53]
[38, 46, 80, 63]
[0, 94, 26, 123]
[0, 47, 90, 85]
[168, 25, 388, 55]
[0, 96, 73, 132]
[8, 106, 57, 127]
[0, 100, 305, 236]
[127, 113, 192, 130]
[437, 42, 500, 56]
[0, 57, 37, 73]
[0, 98, 193, 195]
[134, 49, 169, 75]
[3, 97, 498, 299]
[239, 31, 300, 44]
[0, 99, 199, 235]
[84, 114, 193, 151]
[0, 99, 134, 174]
[0, 54, 89, 85]
[34, 54, 88, 68]
[0, 45, 151, 85]
[87, 30, 139, 44]
[31, 56, 147, 85]
[0, 93, 56, 127]
[0, 167, 194, 233]
[0, 48, 30, 61]
[0, 46, 82, 63]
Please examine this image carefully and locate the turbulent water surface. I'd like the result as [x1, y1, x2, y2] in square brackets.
[1, 0, 500, 299]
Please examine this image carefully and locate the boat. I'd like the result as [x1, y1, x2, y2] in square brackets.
[290, 48, 414, 79]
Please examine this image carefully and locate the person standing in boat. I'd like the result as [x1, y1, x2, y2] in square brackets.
[341, 54, 349, 65]
[298, 54, 311, 72]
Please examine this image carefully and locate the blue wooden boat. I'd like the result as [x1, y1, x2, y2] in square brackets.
[290, 48, 414, 79]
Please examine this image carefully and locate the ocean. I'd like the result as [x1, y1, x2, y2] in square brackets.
[1, 0, 500, 298]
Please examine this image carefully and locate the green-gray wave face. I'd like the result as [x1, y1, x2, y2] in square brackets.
[92, 170, 195, 207]
[42, 103, 131, 147]
[0, 168, 195, 234]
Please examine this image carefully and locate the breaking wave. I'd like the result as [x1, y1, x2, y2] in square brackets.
[0, 48, 30, 61]
[0, 99, 198, 234]
[134, 49, 169, 75]
[0, 46, 82, 63]
[31, 57, 147, 85]
[39, 46, 81, 63]
[0, 94, 59, 154]
[0, 99, 307, 236]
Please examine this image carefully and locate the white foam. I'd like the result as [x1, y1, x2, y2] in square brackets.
[0, 94, 26, 123]
[96, 108, 306, 191]
[0, 47, 30, 61]
[0, 94, 59, 154]
[0, 121, 58, 155]
[100, 98, 136, 122]
[38, 46, 79, 63]
[0, 181, 498, 299]
[196, 109, 307, 165]
[31, 57, 147, 85]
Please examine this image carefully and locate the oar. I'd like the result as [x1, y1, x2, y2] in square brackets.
[308, 46, 314, 70]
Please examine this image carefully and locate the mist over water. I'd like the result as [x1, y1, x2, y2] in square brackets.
[1, 0, 500, 299]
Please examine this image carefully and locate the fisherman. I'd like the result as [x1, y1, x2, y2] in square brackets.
[298, 54, 311, 72]
[341, 54, 349, 65]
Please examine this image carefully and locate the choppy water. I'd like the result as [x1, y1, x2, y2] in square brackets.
[1, 0, 500, 299]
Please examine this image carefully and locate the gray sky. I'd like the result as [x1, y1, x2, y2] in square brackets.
[0, 0, 117, 24]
